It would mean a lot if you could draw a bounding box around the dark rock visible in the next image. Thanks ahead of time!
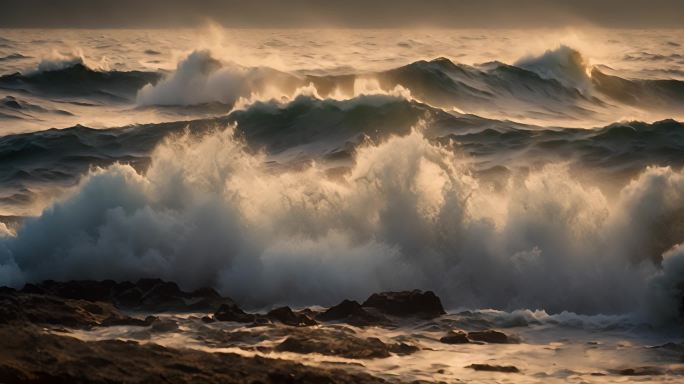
[0,287,16,295]
[20,283,45,294]
[135,278,167,292]
[214,303,255,323]
[0,326,389,384]
[149,319,179,333]
[467,330,518,344]
[267,307,317,327]
[113,287,143,307]
[201,316,216,324]
[190,287,221,299]
[440,331,469,344]
[389,342,420,355]
[318,299,389,326]
[17,279,237,313]
[362,290,445,318]
[100,315,153,327]
[0,292,136,328]
[251,316,272,326]
[135,280,189,311]
[466,364,520,373]
[42,280,117,302]
[609,367,664,376]
[276,332,391,359]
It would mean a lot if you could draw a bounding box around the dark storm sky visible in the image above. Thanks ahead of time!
[0,0,682,28]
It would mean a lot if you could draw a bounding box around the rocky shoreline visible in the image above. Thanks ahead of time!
[0,279,455,383]
[1,279,678,383]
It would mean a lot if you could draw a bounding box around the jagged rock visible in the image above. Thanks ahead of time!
[362,290,445,318]
[317,300,389,326]
[33,280,119,302]
[466,364,520,373]
[15,279,236,313]
[213,303,255,323]
[137,280,187,311]
[0,289,136,328]
[467,330,518,344]
[440,331,469,344]
[267,307,317,327]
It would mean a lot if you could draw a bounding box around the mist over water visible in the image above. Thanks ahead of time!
[0,28,684,326]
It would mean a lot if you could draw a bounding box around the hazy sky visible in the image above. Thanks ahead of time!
[0,0,682,28]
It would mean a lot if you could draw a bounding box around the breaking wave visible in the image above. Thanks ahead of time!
[515,45,592,91]
[2,92,684,215]
[132,47,684,126]
[137,50,295,106]
[0,122,683,325]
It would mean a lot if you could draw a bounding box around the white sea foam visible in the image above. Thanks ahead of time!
[0,126,682,324]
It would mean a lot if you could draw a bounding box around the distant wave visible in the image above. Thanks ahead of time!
[372,46,684,118]
[591,69,684,109]
[0,95,73,121]
[0,53,30,62]
[136,50,298,107]
[133,47,684,125]
[0,60,161,103]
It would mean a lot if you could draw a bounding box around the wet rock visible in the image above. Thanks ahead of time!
[440,331,469,344]
[362,290,445,318]
[608,367,664,376]
[19,283,46,295]
[271,325,419,359]
[317,300,389,326]
[26,280,119,302]
[149,318,179,333]
[389,342,420,355]
[267,306,317,327]
[16,279,237,313]
[100,315,155,327]
[466,364,520,373]
[277,332,391,359]
[213,303,255,323]
[0,326,390,384]
[467,330,518,344]
[0,290,135,328]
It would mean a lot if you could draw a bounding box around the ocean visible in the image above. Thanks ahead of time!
[1,27,684,382]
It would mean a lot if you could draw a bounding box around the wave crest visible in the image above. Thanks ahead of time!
[515,45,591,91]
